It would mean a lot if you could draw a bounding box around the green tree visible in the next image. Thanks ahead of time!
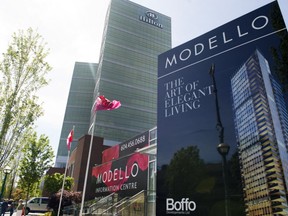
[0,28,51,167]
[44,173,74,195]
[18,132,54,201]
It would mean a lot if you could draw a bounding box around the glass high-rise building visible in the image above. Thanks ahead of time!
[231,50,288,215]
[56,0,171,166]
[56,62,98,167]
[90,0,171,145]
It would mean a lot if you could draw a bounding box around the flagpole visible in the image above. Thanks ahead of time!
[79,95,120,215]
[57,150,70,216]
[80,113,96,215]
[57,126,74,216]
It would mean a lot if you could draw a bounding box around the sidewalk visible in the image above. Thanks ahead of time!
[5,212,45,216]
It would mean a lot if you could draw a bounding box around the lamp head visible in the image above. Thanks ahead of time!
[217,143,230,156]
[3,166,11,174]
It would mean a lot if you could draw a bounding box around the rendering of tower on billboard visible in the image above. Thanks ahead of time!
[231,50,288,215]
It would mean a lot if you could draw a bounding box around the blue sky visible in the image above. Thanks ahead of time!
[0,0,287,162]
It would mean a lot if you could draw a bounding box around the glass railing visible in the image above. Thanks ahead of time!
[62,193,116,215]
[116,190,146,216]
[88,192,117,215]
[63,190,157,216]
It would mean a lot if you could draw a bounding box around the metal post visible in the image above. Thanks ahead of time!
[210,64,230,216]
[221,153,229,216]
[80,113,96,215]
[209,64,224,143]
[0,173,8,200]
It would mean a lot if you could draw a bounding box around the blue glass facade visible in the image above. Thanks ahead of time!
[56,62,97,167]
[90,0,171,145]
[56,0,171,166]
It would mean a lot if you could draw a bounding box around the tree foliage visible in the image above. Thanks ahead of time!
[48,190,82,214]
[18,132,54,199]
[44,173,74,195]
[0,28,51,167]
[165,146,207,198]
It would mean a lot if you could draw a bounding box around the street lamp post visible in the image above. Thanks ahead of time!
[210,64,230,216]
[0,166,12,200]
[217,143,230,216]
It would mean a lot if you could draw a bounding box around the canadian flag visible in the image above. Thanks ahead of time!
[67,129,74,151]
[94,95,121,111]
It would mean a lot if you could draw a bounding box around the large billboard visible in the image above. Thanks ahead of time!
[92,131,149,198]
[157,2,288,215]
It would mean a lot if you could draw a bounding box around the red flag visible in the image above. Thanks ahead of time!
[67,129,74,151]
[95,95,121,111]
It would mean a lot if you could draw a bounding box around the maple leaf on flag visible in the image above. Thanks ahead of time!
[66,129,74,151]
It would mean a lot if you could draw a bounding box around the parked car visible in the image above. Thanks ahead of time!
[24,197,49,214]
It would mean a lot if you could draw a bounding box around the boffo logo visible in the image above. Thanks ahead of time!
[166,198,196,214]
